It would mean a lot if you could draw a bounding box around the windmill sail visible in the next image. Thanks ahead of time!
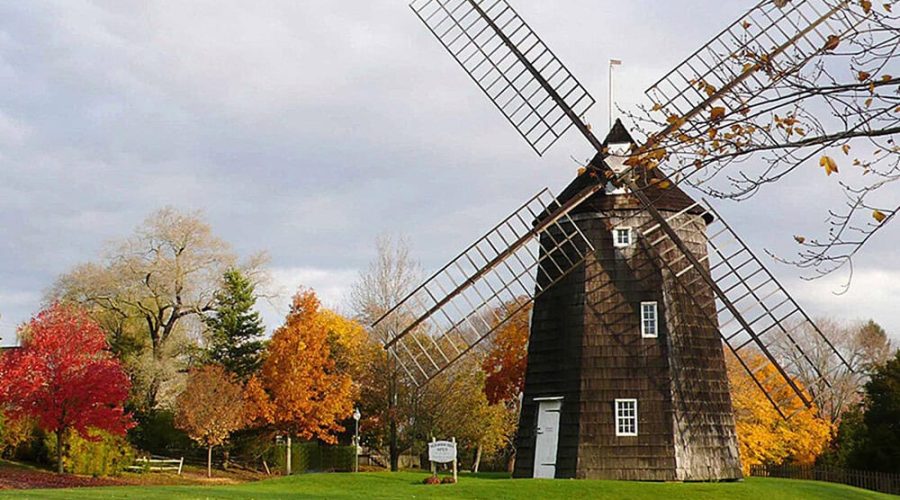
[374,186,598,386]
[410,0,597,155]
[646,0,863,139]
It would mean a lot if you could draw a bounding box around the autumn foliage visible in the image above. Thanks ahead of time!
[726,350,833,473]
[175,364,248,477]
[0,304,133,473]
[482,302,531,405]
[253,290,356,443]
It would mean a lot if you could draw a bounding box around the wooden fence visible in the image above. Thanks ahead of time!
[750,464,900,496]
[127,456,184,475]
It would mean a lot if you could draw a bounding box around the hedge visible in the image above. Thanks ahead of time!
[267,441,355,474]
[45,429,136,476]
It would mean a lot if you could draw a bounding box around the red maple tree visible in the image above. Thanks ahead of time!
[0,304,134,473]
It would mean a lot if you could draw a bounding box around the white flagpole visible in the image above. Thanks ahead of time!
[609,59,622,131]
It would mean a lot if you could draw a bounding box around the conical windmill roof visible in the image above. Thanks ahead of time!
[553,119,710,221]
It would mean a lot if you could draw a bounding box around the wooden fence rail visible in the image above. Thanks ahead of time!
[750,464,900,496]
[126,456,184,475]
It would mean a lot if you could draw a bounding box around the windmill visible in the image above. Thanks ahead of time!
[373,0,869,481]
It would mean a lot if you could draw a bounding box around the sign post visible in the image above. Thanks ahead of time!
[451,437,457,482]
[427,437,458,483]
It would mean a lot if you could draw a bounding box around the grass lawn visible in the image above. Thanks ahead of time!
[0,471,894,499]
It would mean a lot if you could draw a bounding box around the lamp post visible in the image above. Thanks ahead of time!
[352,408,361,473]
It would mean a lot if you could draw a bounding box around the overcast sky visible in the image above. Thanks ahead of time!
[1,0,898,346]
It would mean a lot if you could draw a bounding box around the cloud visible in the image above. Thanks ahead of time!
[0,0,897,348]
[257,266,359,333]
[0,290,40,346]
[792,268,900,342]
[0,111,30,147]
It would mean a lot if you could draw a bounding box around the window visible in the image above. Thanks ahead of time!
[615,399,638,436]
[605,144,632,195]
[641,301,658,338]
[612,227,632,248]
[606,143,631,174]
[605,181,628,196]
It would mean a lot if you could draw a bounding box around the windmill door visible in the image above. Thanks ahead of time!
[533,399,562,478]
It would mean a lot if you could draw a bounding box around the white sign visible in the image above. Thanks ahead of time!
[428,440,457,463]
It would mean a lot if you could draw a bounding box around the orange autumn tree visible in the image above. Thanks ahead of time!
[726,350,833,473]
[482,302,531,406]
[254,289,355,474]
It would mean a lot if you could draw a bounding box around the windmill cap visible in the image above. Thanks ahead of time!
[547,120,712,223]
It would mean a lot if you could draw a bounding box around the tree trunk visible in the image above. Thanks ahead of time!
[55,429,64,474]
[286,435,292,475]
[388,371,400,472]
[474,445,482,474]
[207,445,213,478]
[389,420,399,472]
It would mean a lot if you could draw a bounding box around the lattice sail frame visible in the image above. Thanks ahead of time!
[410,0,596,155]
[374,186,599,387]
[645,0,863,140]
[394,0,857,412]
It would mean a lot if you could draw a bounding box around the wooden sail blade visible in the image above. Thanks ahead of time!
[645,0,863,138]
[373,185,599,386]
[637,199,853,418]
[410,0,596,155]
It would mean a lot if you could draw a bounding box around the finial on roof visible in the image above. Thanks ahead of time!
[602,118,635,147]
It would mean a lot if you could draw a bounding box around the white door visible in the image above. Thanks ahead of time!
[533,399,562,478]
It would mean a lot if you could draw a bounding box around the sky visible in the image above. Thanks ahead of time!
[1,0,898,346]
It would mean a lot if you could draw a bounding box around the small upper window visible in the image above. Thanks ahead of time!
[606,143,632,174]
[641,302,658,338]
[615,399,638,436]
[612,227,632,248]
[605,145,632,195]
[605,181,628,196]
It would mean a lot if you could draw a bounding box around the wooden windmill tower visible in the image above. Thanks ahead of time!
[373,0,869,481]
[515,120,743,480]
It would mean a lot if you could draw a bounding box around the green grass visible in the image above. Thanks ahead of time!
[0,471,893,499]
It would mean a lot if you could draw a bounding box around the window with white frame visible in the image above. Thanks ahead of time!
[641,301,658,338]
[605,145,632,195]
[615,399,638,436]
[605,181,628,196]
[612,227,632,248]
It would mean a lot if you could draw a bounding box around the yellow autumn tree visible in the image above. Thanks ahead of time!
[727,350,833,473]
[255,289,356,473]
[318,308,371,382]
[423,357,517,473]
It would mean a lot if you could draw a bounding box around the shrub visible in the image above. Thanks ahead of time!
[0,412,34,458]
[268,441,356,474]
[45,429,136,476]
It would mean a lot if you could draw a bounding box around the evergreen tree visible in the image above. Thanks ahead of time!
[205,269,266,380]
[848,350,900,473]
